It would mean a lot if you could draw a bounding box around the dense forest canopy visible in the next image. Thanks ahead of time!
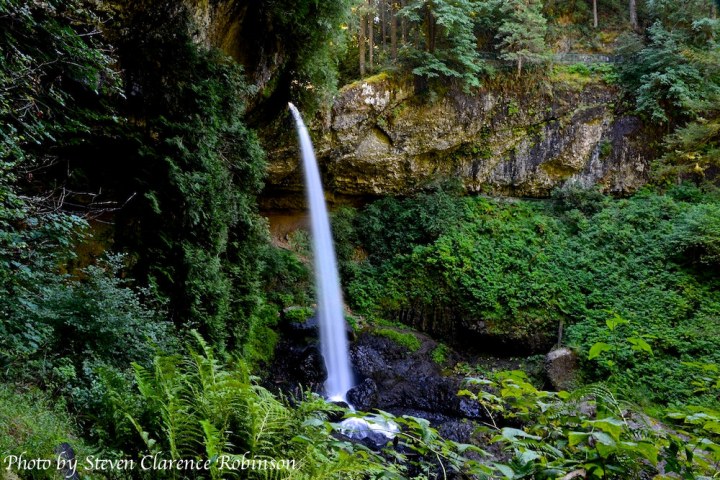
[1,0,720,478]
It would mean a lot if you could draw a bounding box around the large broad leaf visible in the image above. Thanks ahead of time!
[620,441,659,464]
[498,427,542,442]
[493,463,515,478]
[588,342,613,360]
[585,417,625,441]
[606,314,629,331]
[568,431,590,446]
[627,337,653,355]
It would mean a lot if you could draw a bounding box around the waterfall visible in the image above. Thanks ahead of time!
[288,102,354,401]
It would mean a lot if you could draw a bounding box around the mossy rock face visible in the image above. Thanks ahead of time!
[262,72,657,201]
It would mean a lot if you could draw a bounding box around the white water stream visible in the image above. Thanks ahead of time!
[289,102,354,401]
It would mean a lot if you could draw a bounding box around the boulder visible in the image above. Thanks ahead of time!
[347,378,379,411]
[545,347,579,391]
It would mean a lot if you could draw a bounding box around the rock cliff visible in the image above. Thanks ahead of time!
[263,73,655,204]
[181,1,654,203]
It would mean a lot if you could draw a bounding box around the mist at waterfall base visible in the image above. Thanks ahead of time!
[289,103,398,442]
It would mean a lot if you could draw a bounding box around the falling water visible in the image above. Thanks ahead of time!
[288,102,354,401]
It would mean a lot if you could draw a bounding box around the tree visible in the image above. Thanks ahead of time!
[629,0,639,29]
[399,0,486,90]
[359,6,367,76]
[496,0,550,76]
[593,0,599,28]
[368,0,375,72]
[390,1,398,60]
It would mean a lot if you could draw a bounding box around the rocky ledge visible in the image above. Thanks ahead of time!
[263,73,655,204]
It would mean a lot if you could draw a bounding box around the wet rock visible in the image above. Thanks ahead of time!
[545,347,579,391]
[457,397,484,420]
[54,443,79,480]
[327,401,351,422]
[347,378,379,411]
[350,331,489,422]
[438,419,476,444]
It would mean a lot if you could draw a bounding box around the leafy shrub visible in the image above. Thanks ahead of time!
[461,369,720,479]
[284,306,315,323]
[551,184,607,215]
[104,332,393,479]
[338,188,720,405]
[666,203,720,267]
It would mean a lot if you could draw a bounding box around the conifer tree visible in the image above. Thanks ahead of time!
[495,0,550,76]
[399,0,486,89]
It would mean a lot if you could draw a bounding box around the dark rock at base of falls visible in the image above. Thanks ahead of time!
[346,378,379,411]
[266,338,327,397]
[350,331,486,422]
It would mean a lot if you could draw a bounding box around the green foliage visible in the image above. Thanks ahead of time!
[0,250,176,443]
[461,369,720,479]
[338,187,720,405]
[0,0,120,164]
[284,306,315,323]
[399,0,488,90]
[617,23,719,126]
[375,328,422,352]
[495,0,551,76]
[431,343,450,364]
[105,332,400,479]
[666,202,720,267]
[112,3,267,350]
[265,0,355,111]
[259,244,312,308]
[655,94,720,183]
[615,0,720,183]
[551,184,607,215]
[587,313,653,376]
[0,385,93,479]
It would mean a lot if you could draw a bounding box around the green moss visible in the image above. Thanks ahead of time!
[343,71,393,91]
[284,306,314,323]
[540,159,579,179]
[431,344,450,364]
[599,139,613,159]
[375,328,422,352]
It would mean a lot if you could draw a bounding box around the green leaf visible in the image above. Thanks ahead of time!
[627,337,653,355]
[499,427,542,442]
[568,431,590,446]
[493,463,515,478]
[588,342,613,360]
[606,314,629,331]
[585,417,625,441]
[592,431,616,446]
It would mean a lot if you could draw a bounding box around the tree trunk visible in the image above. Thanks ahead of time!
[390,1,397,61]
[359,13,366,77]
[368,0,374,73]
[593,0,598,28]
[380,0,386,48]
[424,5,436,53]
[400,0,407,44]
[629,0,638,30]
[517,56,523,77]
